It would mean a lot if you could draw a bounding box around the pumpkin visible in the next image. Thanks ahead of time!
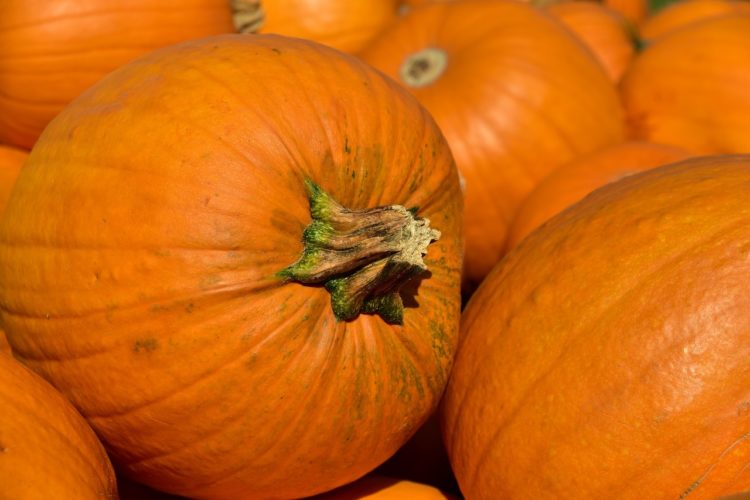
[0,34,463,499]
[0,0,234,150]
[0,144,26,353]
[0,353,117,497]
[506,141,691,250]
[639,0,750,40]
[545,0,636,82]
[621,14,750,154]
[442,155,750,498]
[604,0,648,23]
[314,474,458,499]
[231,0,401,54]
[359,0,624,289]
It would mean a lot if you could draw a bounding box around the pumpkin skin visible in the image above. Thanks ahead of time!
[545,1,636,82]
[604,0,647,24]
[0,34,462,499]
[315,474,458,499]
[360,0,624,289]
[639,0,750,40]
[506,141,691,249]
[0,145,26,353]
[442,155,750,499]
[0,353,117,498]
[621,15,750,154]
[0,0,234,150]
[232,0,401,54]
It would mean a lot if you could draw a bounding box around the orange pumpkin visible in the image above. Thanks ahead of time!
[0,34,463,499]
[359,0,624,289]
[315,474,458,499]
[0,0,234,150]
[443,155,750,498]
[604,0,648,23]
[0,353,117,497]
[545,0,636,81]
[621,14,750,154]
[232,0,401,53]
[639,0,750,40]
[0,145,26,353]
[506,141,691,249]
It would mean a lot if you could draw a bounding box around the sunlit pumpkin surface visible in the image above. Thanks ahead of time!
[0,34,463,499]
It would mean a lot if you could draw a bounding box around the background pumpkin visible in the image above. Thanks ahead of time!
[0,0,234,150]
[621,14,750,154]
[505,141,691,249]
[0,353,117,497]
[545,0,636,82]
[443,155,750,499]
[314,474,458,499]
[0,34,463,499]
[231,0,401,54]
[0,144,26,354]
[639,0,750,40]
[604,0,648,23]
[359,0,624,290]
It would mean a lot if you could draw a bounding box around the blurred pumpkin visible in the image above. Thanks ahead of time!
[0,0,234,149]
[0,34,463,499]
[639,0,750,40]
[0,144,26,353]
[545,0,636,81]
[604,0,648,23]
[443,155,750,498]
[231,0,401,53]
[314,474,458,499]
[360,0,624,290]
[0,352,117,498]
[506,141,691,249]
[621,14,750,154]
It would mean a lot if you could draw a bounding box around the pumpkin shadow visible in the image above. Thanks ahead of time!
[400,270,431,310]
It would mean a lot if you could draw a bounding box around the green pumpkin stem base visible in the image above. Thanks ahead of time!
[279,179,440,325]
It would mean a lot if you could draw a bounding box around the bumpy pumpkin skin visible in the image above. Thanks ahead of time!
[0,145,27,353]
[0,34,463,499]
[0,0,234,150]
[0,353,117,498]
[506,141,691,249]
[639,0,750,40]
[443,155,750,499]
[360,0,624,289]
[233,0,401,54]
[545,1,636,82]
[621,15,750,155]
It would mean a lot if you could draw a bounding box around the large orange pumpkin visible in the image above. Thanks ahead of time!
[315,474,457,499]
[231,0,401,53]
[621,14,750,154]
[545,0,636,82]
[359,0,624,289]
[0,353,117,497]
[0,0,234,150]
[639,0,750,40]
[604,0,648,23]
[506,141,691,249]
[443,155,750,498]
[0,34,463,499]
[0,145,26,353]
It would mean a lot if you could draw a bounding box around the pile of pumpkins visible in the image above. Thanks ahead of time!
[2,0,750,498]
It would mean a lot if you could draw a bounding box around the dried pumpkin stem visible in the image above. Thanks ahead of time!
[279,180,440,324]
[231,0,265,33]
[399,47,448,88]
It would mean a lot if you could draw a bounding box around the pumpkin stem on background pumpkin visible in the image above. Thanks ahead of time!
[279,180,440,325]
[231,0,265,33]
[399,48,448,88]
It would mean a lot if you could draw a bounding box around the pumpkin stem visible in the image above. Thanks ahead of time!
[399,48,448,88]
[279,180,440,325]
[231,0,265,33]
